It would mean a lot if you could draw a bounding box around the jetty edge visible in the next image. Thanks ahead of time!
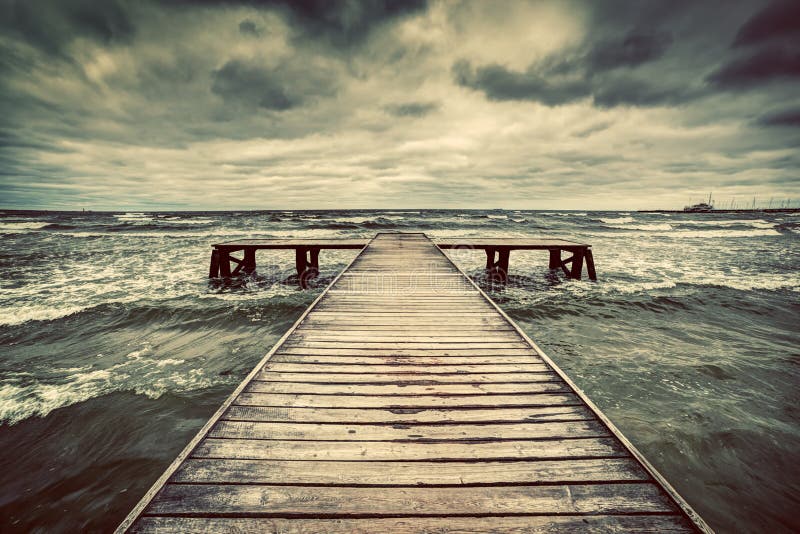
[117,232,711,533]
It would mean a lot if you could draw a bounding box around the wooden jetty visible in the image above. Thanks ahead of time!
[120,233,709,533]
[210,236,597,283]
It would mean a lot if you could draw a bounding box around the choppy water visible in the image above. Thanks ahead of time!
[0,209,798,532]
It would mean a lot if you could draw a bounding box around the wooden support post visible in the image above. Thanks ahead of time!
[558,254,573,277]
[308,247,320,274]
[485,248,496,270]
[230,254,244,276]
[295,247,308,276]
[585,248,597,281]
[569,249,585,280]
[549,249,561,269]
[242,248,256,275]
[496,249,510,283]
[218,249,231,277]
[209,249,220,278]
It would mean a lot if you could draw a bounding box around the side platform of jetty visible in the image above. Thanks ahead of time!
[210,236,597,283]
[119,233,709,533]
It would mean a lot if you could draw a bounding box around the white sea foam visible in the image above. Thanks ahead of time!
[158,218,214,225]
[601,216,634,224]
[0,304,91,326]
[0,348,224,425]
[608,223,674,231]
[662,229,782,238]
[115,212,149,220]
[679,219,775,229]
[0,222,49,231]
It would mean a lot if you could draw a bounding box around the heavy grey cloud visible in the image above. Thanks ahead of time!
[210,59,337,110]
[384,101,439,117]
[758,109,800,127]
[238,19,261,36]
[163,0,428,49]
[709,1,800,90]
[453,26,688,108]
[0,0,798,210]
[0,0,135,58]
[732,0,800,47]
[709,45,800,88]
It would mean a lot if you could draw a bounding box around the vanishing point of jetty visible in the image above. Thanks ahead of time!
[118,233,710,532]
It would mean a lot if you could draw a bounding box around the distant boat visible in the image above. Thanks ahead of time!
[683,202,714,212]
[684,192,714,212]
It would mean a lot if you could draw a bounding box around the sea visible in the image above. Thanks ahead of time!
[0,209,798,532]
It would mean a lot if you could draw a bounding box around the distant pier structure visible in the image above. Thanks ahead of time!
[119,233,709,533]
[209,235,597,285]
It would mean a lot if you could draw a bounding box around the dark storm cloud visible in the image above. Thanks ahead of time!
[708,1,800,90]
[709,45,800,88]
[384,101,439,117]
[453,28,685,108]
[758,109,800,127]
[238,19,261,36]
[0,0,134,57]
[588,31,673,71]
[453,60,590,106]
[592,77,701,108]
[210,58,338,110]
[732,0,800,47]
[163,0,427,48]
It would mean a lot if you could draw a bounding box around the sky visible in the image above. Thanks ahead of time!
[0,0,798,211]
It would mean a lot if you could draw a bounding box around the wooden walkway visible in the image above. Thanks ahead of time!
[120,233,709,533]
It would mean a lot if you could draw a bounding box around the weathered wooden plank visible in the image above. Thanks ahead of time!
[276,348,539,356]
[291,335,519,343]
[208,420,608,441]
[172,458,648,485]
[132,515,696,534]
[322,298,488,303]
[295,323,516,331]
[253,372,557,384]
[284,341,532,349]
[329,294,482,297]
[244,381,567,396]
[192,436,630,461]
[299,321,512,327]
[309,312,499,317]
[235,392,580,408]
[222,405,595,424]
[261,362,550,373]
[315,306,493,313]
[146,483,676,516]
[268,355,541,365]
